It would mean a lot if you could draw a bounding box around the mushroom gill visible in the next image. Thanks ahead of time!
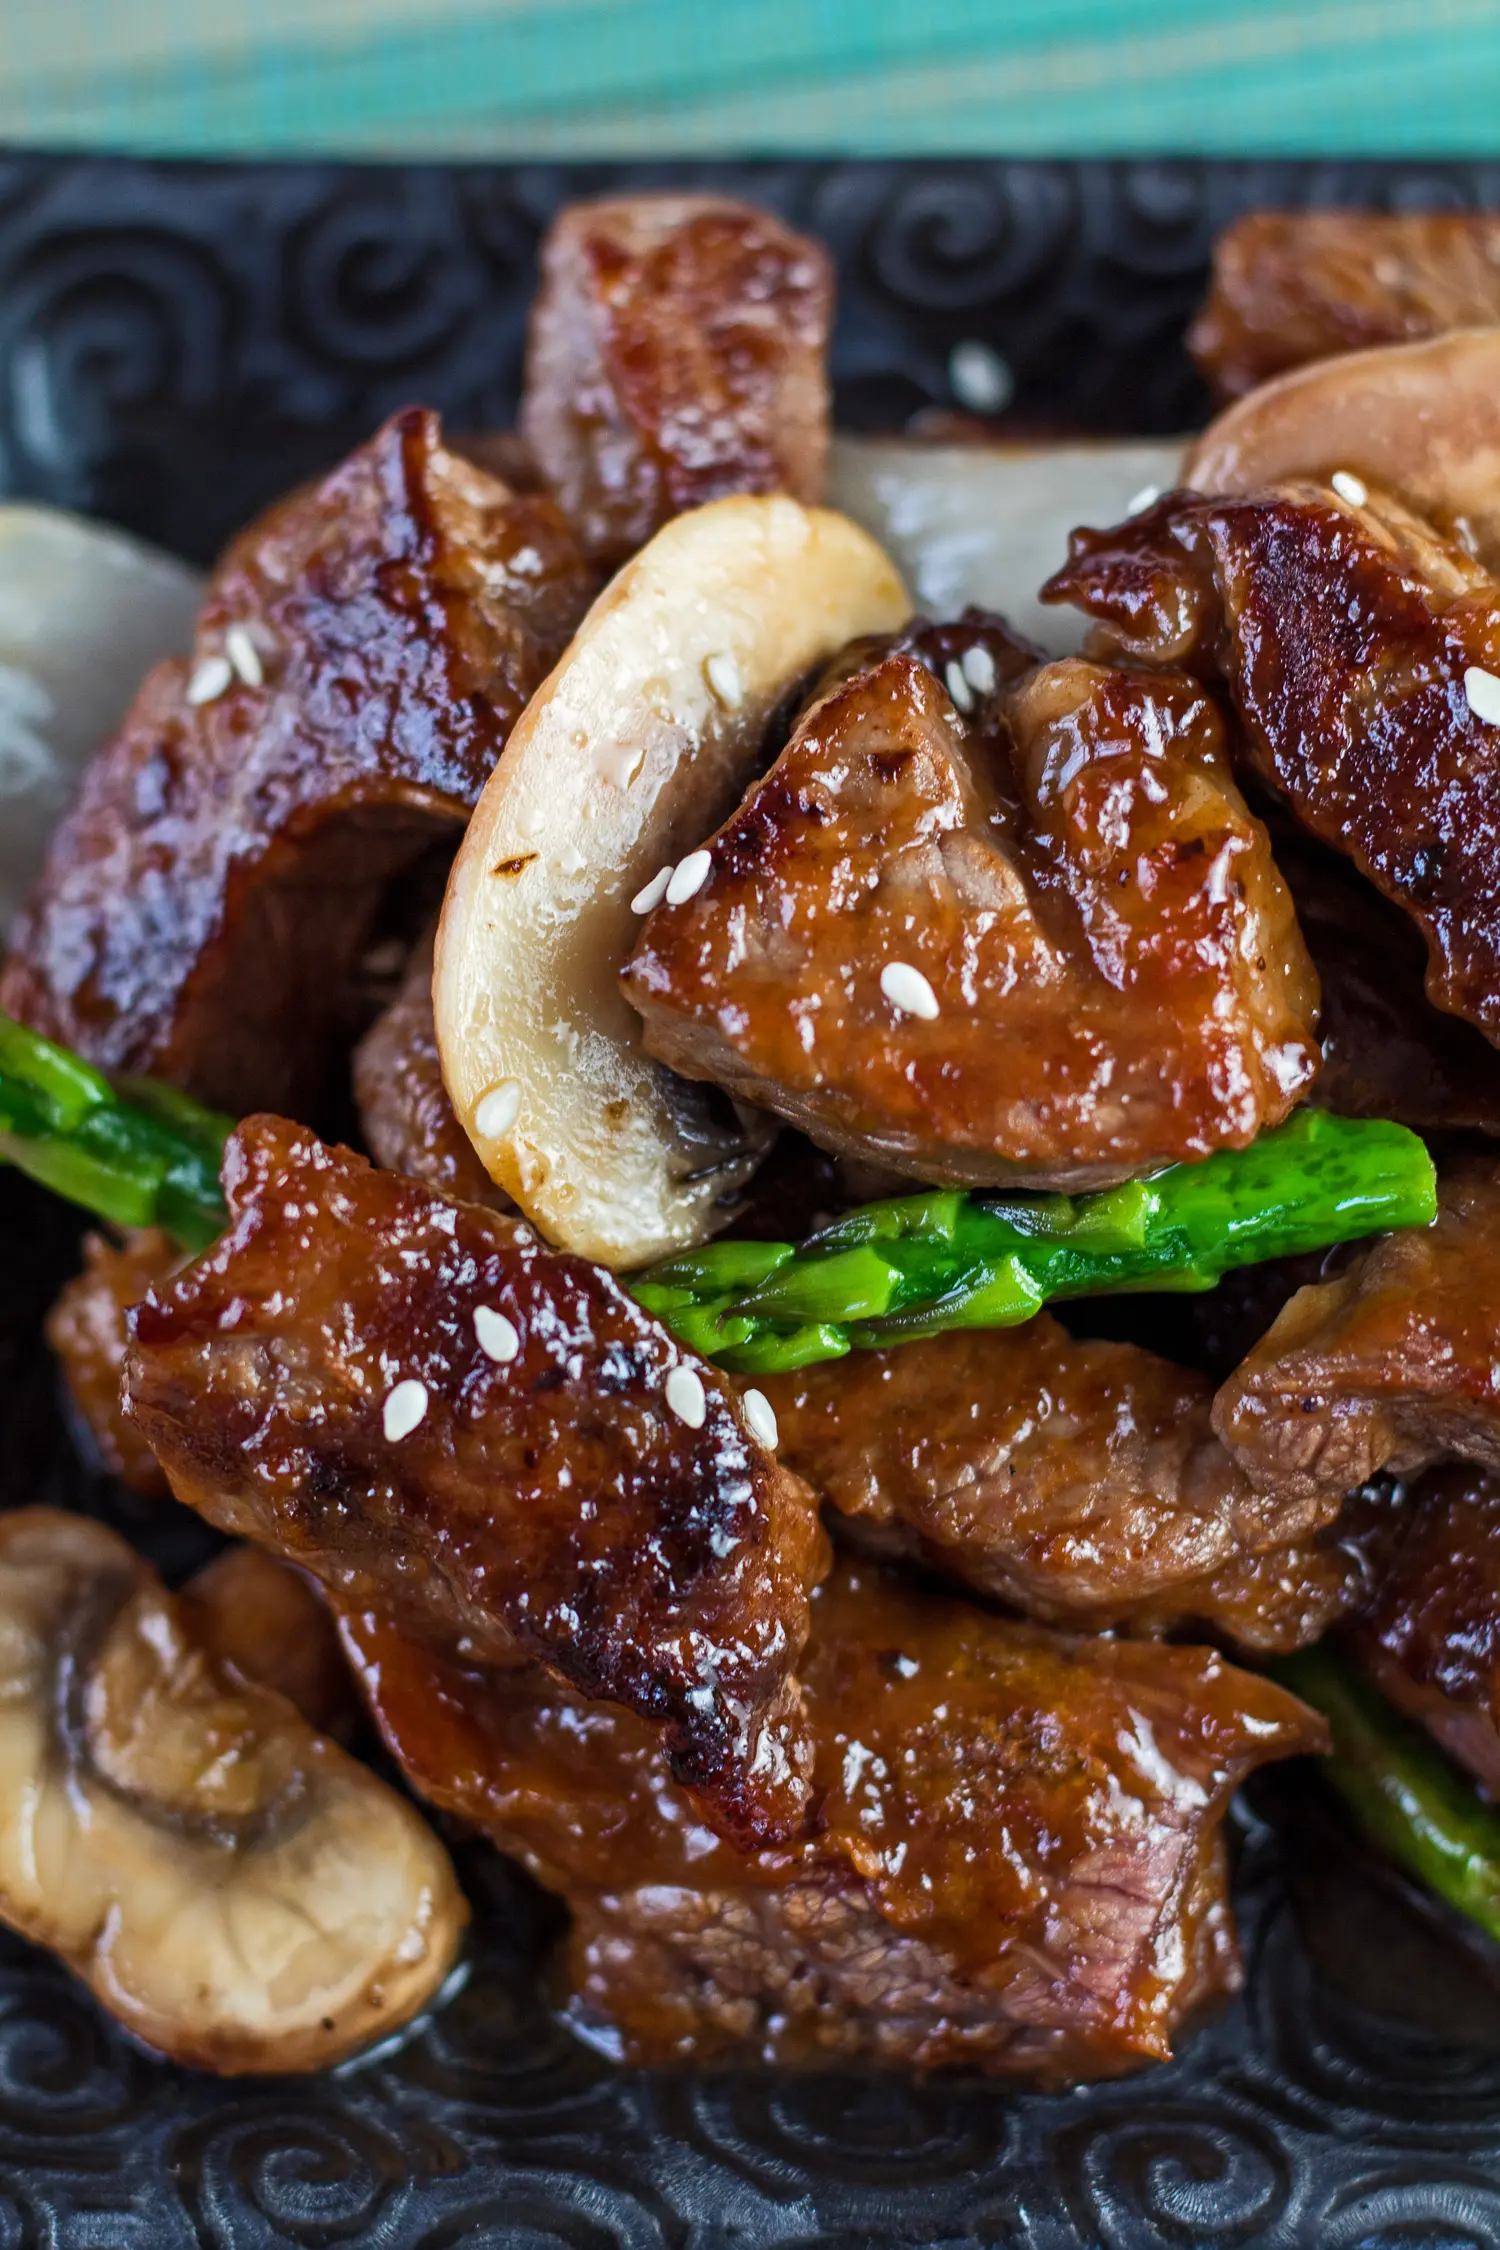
[0,1510,465,2074]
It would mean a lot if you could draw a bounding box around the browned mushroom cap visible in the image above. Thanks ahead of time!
[0,1510,465,2074]
[1185,328,1500,568]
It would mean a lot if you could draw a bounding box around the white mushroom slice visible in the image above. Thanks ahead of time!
[0,1510,465,2075]
[826,434,1187,653]
[1185,328,1500,567]
[0,506,201,935]
[436,494,909,1268]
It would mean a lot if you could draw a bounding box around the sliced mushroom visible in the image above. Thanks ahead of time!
[0,1510,465,2074]
[435,494,909,1267]
[1185,328,1500,568]
[826,435,1186,652]
[0,506,201,937]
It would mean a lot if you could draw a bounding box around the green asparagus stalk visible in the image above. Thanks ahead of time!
[632,1110,1436,1373]
[1277,1644,1500,1949]
[0,1013,229,1251]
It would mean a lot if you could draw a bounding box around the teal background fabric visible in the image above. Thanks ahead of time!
[5,0,1500,158]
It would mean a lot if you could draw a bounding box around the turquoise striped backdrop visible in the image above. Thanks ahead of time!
[4,0,1500,159]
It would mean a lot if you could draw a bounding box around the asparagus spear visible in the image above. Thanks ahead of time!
[633,1110,1436,1373]
[0,1013,229,1251]
[1277,1644,1500,1949]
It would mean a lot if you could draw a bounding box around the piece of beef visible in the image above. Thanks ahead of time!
[181,1545,357,1741]
[0,409,596,1122]
[623,621,1319,1191]
[1189,211,1500,403]
[339,1557,1322,2079]
[46,1229,181,1493]
[1213,1160,1500,1508]
[520,195,833,567]
[1044,479,1500,1045]
[1274,824,1500,1134]
[352,928,511,1208]
[762,1320,1364,1652]
[1353,1464,1500,1797]
[122,1114,827,1851]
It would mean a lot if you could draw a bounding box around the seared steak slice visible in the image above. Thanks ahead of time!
[1189,212,1500,402]
[1214,1160,1500,1507]
[340,1558,1322,2079]
[1046,480,1500,1045]
[123,1115,828,1851]
[623,623,1318,1189]
[763,1320,1365,1651]
[520,194,832,566]
[1354,1464,1500,1798]
[1,408,595,1121]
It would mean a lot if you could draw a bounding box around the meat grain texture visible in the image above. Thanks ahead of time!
[623,614,1319,1190]
[1,408,595,1119]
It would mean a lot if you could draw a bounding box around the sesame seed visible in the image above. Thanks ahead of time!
[596,740,643,788]
[742,1388,779,1450]
[383,1378,429,1442]
[186,655,233,706]
[509,545,542,575]
[943,659,975,714]
[665,850,712,906]
[880,961,941,1020]
[1127,484,1161,516]
[948,339,1013,416]
[1330,469,1368,508]
[631,864,674,914]
[473,1305,520,1363]
[474,1079,522,1138]
[665,1364,708,1429]
[704,650,744,709]
[225,623,264,687]
[961,643,997,696]
[1466,666,1500,726]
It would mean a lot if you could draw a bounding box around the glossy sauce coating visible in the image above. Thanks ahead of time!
[1213,1160,1500,1507]
[46,1229,181,1494]
[0,408,595,1119]
[341,1558,1323,2078]
[764,1320,1365,1650]
[123,1116,828,1850]
[624,620,1319,1188]
[520,194,832,565]
[1355,1465,1500,1797]
[1045,481,1500,1044]
[1188,212,1500,401]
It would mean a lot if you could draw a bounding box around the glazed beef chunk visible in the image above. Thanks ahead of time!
[352,928,510,1209]
[1354,1465,1500,1798]
[123,1116,828,1851]
[46,1230,181,1494]
[623,617,1319,1191]
[520,194,833,567]
[763,1321,1368,1652]
[1045,480,1500,1045]
[1189,211,1500,402]
[0,408,595,1120]
[340,1559,1322,2079]
[1214,1161,1500,1508]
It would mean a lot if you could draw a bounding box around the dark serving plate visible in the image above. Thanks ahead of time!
[3,152,1500,2250]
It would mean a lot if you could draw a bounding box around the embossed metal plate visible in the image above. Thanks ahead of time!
[2,156,1500,2250]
